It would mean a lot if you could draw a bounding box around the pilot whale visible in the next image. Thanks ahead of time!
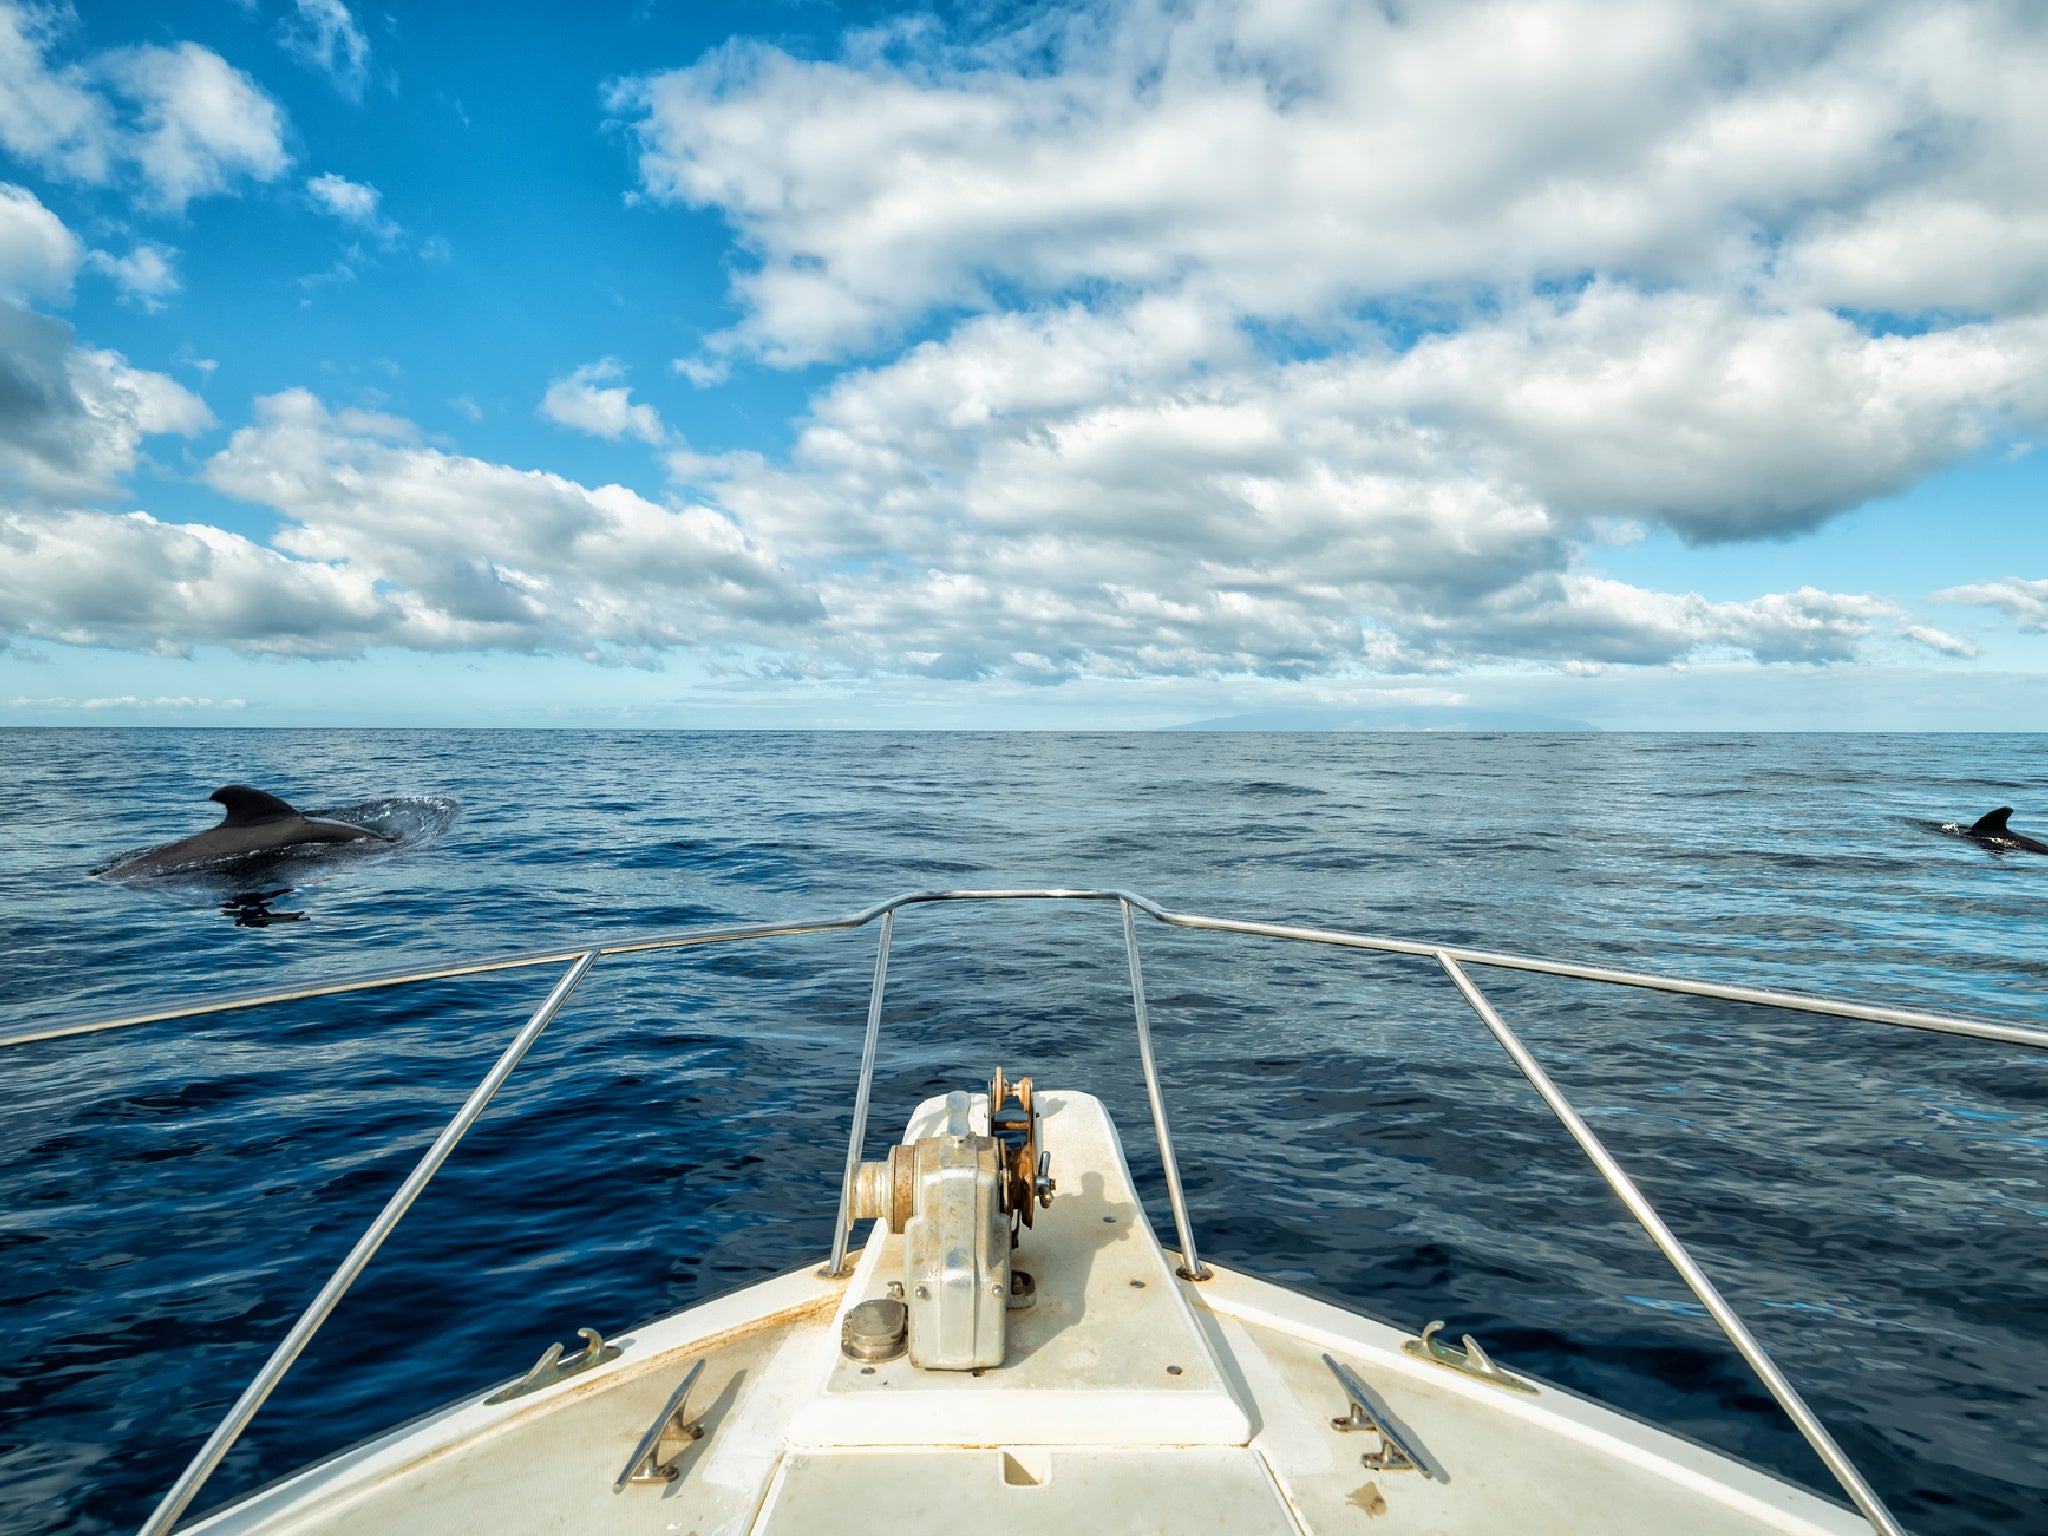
[1963,807,2048,855]
[103,786,394,878]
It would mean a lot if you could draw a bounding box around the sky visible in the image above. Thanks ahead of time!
[1,0,2046,730]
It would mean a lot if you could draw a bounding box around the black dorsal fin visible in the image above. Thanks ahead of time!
[1969,807,2014,836]
[210,785,303,826]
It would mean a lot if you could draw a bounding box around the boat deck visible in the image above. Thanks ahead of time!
[187,1092,1864,1536]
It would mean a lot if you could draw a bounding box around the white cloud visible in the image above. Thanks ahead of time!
[663,293,2000,679]
[306,171,400,242]
[0,506,391,657]
[279,0,371,101]
[0,390,816,661]
[307,171,376,222]
[84,242,180,311]
[0,1,2025,688]
[615,0,2048,363]
[0,365,1958,677]
[105,43,290,210]
[0,4,114,185]
[0,7,289,211]
[1769,5,2048,316]
[1354,287,2047,543]
[1783,196,2048,317]
[1432,577,1969,668]
[575,0,2048,683]
[1935,579,2048,633]
[4,695,247,710]
[1898,624,1979,659]
[539,359,666,445]
[191,389,813,656]
[0,181,80,301]
[0,302,214,501]
[672,354,729,388]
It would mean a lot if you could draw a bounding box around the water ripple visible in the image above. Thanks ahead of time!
[0,729,2042,1534]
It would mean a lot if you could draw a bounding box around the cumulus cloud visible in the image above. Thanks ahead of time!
[0,368,1955,676]
[650,295,1963,681]
[1936,579,2048,632]
[1359,288,2047,543]
[610,0,2048,546]
[0,391,816,662]
[279,0,371,101]
[539,359,666,445]
[84,242,180,310]
[0,6,289,211]
[614,0,2048,362]
[1423,578,1970,668]
[0,506,389,656]
[0,181,79,301]
[0,302,213,501]
[1784,197,2048,317]
[0,0,2024,684]
[579,0,2048,679]
[189,389,812,657]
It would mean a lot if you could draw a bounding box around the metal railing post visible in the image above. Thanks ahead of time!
[1436,952,1905,1536]
[136,951,598,1536]
[1122,899,1209,1280]
[827,910,893,1277]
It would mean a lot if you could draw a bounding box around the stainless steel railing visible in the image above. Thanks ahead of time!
[9,886,2042,1053]
[10,886,2031,1534]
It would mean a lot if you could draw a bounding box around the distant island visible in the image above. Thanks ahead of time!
[1163,708,1599,732]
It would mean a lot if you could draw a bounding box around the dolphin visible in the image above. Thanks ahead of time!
[103,786,394,878]
[1963,807,2048,856]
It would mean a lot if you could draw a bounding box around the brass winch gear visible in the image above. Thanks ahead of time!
[849,1067,1056,1237]
[988,1067,1055,1229]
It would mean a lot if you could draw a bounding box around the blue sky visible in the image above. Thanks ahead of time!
[2,0,2046,728]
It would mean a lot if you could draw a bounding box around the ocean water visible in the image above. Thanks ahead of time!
[0,728,2042,1534]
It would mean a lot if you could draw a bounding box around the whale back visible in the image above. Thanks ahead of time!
[211,785,303,826]
[1969,807,2014,836]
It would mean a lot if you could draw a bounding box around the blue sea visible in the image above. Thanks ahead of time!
[1,729,2043,1534]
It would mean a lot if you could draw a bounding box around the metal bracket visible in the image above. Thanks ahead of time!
[613,1359,706,1491]
[486,1327,620,1404]
[1401,1320,1537,1394]
[1321,1354,1432,1478]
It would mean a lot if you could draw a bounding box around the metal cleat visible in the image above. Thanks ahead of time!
[1402,1320,1537,1394]
[614,1359,707,1490]
[486,1327,620,1405]
[1322,1354,1433,1478]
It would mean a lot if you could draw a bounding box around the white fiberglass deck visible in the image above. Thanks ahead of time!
[186,1092,1864,1536]
[794,1090,1247,1449]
